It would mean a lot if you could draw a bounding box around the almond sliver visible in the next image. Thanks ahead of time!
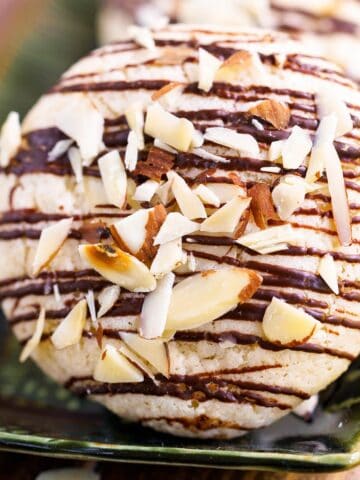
[282,126,312,169]
[20,307,45,362]
[167,170,207,220]
[150,238,185,277]
[318,254,339,294]
[236,224,296,254]
[317,88,353,137]
[204,127,259,157]
[200,196,250,234]
[94,344,144,383]
[0,111,21,167]
[198,48,222,92]
[193,184,220,207]
[98,150,127,208]
[154,212,198,245]
[51,299,87,349]
[98,285,121,318]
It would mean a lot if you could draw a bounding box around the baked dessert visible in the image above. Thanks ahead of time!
[98,0,360,82]
[0,24,360,439]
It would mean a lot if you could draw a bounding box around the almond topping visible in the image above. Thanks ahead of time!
[198,48,222,92]
[248,183,278,229]
[268,139,285,162]
[318,254,339,294]
[145,103,195,152]
[200,196,250,235]
[51,299,87,350]
[151,82,184,109]
[317,88,353,137]
[293,395,319,421]
[262,298,318,346]
[133,180,159,202]
[192,147,229,164]
[20,307,45,362]
[32,218,73,276]
[134,146,175,181]
[150,238,186,278]
[154,212,198,245]
[85,290,97,324]
[236,224,296,254]
[156,179,174,205]
[68,147,84,187]
[272,175,307,220]
[121,332,169,376]
[249,100,291,130]
[98,150,127,208]
[282,126,312,169]
[98,285,121,318]
[0,111,21,167]
[125,130,139,172]
[193,184,221,207]
[79,243,156,292]
[204,182,246,203]
[48,139,73,162]
[94,344,144,383]
[125,102,144,149]
[128,25,156,50]
[139,272,175,339]
[167,171,207,219]
[166,268,261,331]
[216,50,260,83]
[204,127,259,157]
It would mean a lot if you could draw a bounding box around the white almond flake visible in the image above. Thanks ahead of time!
[268,140,285,162]
[68,147,84,187]
[152,83,185,110]
[260,166,281,173]
[0,111,21,167]
[54,96,104,165]
[94,344,144,383]
[262,298,318,345]
[272,175,307,220]
[187,252,197,272]
[145,103,195,152]
[98,150,127,208]
[111,209,149,255]
[318,254,339,294]
[317,89,353,137]
[153,138,177,154]
[128,25,156,50]
[236,224,296,254]
[140,272,175,339]
[293,395,319,421]
[198,48,222,92]
[98,285,120,318]
[167,171,207,220]
[150,238,185,277]
[53,284,63,306]
[193,184,221,207]
[205,183,245,203]
[36,468,99,480]
[192,147,229,163]
[282,126,312,169]
[85,290,97,324]
[133,180,159,202]
[154,212,198,245]
[32,218,73,276]
[191,129,204,148]
[118,342,155,380]
[125,130,139,172]
[48,139,73,162]
[20,308,45,362]
[156,179,174,205]
[125,102,145,149]
[252,118,264,131]
[51,299,87,350]
[200,196,250,234]
[204,127,259,157]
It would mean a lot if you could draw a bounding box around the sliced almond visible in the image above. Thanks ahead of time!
[118,342,155,380]
[98,150,127,208]
[204,127,259,157]
[167,170,207,220]
[198,48,222,93]
[272,176,307,220]
[133,180,159,202]
[0,111,21,167]
[125,130,139,172]
[191,147,229,164]
[20,307,45,362]
[317,89,353,137]
[125,102,144,149]
[68,147,84,187]
[262,297,317,346]
[193,184,221,207]
[128,25,156,50]
[32,218,73,276]
[153,138,177,154]
[151,82,184,110]
[260,166,281,174]
[191,129,204,149]
[85,290,97,324]
[236,224,296,254]
[268,139,285,162]
[248,183,278,229]
[121,332,169,377]
[53,284,63,306]
[282,126,312,170]
[318,254,339,294]
[139,272,175,339]
[166,268,261,331]
[293,395,319,421]
[134,146,175,181]
[111,210,148,255]
[79,243,156,292]
[156,179,174,205]
[51,299,87,349]
[94,344,144,383]
[150,238,186,278]
[200,196,250,235]
[216,50,263,83]
[98,285,121,318]
[145,103,195,152]
[249,100,290,130]
[154,212,198,245]
[48,139,73,162]
[204,183,245,203]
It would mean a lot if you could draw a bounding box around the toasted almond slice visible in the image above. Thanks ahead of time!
[85,290,97,324]
[318,254,339,294]
[51,299,87,349]
[0,111,21,167]
[48,139,73,162]
[125,102,144,149]
[236,224,296,254]
[128,25,156,50]
[198,48,222,92]
[249,100,290,130]
[150,239,186,277]
[98,150,127,208]
[268,139,285,162]
[125,130,139,172]
[32,218,73,276]
[154,212,198,245]
[216,50,261,83]
[167,171,207,220]
[94,344,144,383]
[121,332,169,376]
[272,176,307,220]
[193,184,221,207]
[36,468,99,480]
[317,89,353,137]
[166,268,261,331]
[204,127,259,157]
[68,147,84,187]
[134,146,175,181]
[20,307,45,362]
[282,126,312,169]
[151,82,184,109]
[145,103,195,152]
[79,243,156,292]
[200,196,250,235]
[139,272,175,339]
[293,395,319,421]
[98,285,121,318]
[248,183,278,229]
[133,180,159,202]
[262,298,317,346]
[54,96,104,165]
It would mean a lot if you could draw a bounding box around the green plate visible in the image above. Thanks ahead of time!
[1,0,360,473]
